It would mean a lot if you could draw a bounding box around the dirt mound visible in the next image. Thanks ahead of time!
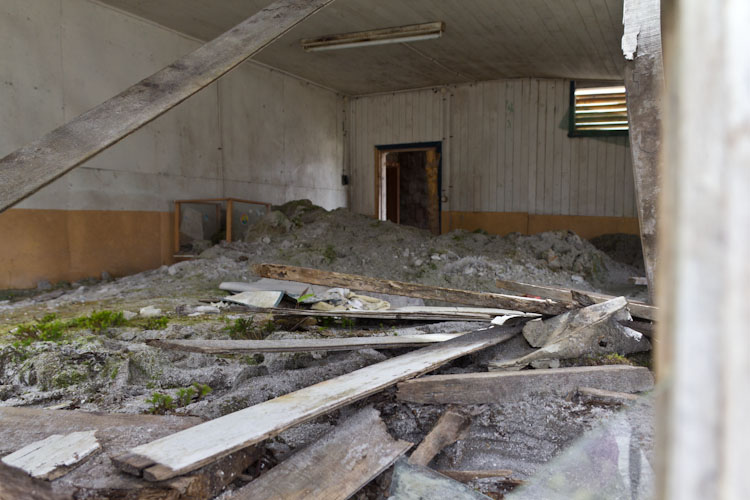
[589,233,645,272]
[215,200,645,300]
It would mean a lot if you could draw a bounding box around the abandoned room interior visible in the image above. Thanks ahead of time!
[0,0,745,499]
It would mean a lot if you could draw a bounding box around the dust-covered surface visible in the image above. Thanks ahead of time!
[0,200,653,499]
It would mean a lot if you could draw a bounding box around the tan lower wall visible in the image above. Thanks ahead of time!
[0,209,174,289]
[441,211,640,240]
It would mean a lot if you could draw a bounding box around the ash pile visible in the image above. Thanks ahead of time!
[0,201,655,500]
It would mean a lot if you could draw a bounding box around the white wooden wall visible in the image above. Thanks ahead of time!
[348,78,636,218]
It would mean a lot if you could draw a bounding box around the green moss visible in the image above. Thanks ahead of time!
[51,369,88,389]
[323,244,337,264]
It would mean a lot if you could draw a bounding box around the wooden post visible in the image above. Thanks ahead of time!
[622,0,664,301]
[173,202,181,255]
[658,0,750,498]
[226,199,233,242]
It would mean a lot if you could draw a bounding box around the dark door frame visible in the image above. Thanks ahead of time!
[374,141,442,232]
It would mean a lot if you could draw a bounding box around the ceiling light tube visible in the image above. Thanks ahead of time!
[301,22,445,52]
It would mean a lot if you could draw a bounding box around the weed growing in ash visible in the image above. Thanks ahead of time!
[147,382,212,414]
[224,317,275,340]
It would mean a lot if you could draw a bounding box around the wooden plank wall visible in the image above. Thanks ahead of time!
[348,78,635,219]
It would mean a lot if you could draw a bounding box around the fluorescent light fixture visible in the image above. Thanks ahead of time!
[301,22,445,52]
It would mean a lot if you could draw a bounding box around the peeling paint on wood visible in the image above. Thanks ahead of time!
[1,431,100,480]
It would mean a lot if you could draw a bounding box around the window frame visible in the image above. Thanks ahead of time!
[568,81,630,138]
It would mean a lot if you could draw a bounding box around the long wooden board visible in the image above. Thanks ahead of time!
[253,264,570,315]
[229,407,411,500]
[495,278,657,320]
[258,306,536,322]
[147,334,466,354]
[114,324,521,481]
[397,366,654,405]
[0,0,335,212]
[0,408,259,500]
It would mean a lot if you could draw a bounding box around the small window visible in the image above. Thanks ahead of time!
[568,82,629,137]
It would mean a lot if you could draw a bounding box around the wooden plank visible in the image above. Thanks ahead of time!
[255,306,538,322]
[147,334,467,354]
[113,324,521,481]
[437,469,517,483]
[0,463,69,500]
[397,366,654,405]
[253,264,571,315]
[576,387,639,405]
[409,409,470,466]
[0,408,259,499]
[658,0,750,497]
[2,431,100,480]
[0,0,335,213]
[623,0,664,299]
[495,278,656,320]
[229,407,411,500]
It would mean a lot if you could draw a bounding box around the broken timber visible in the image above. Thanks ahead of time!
[622,0,665,299]
[495,278,657,320]
[2,430,100,481]
[397,366,654,405]
[408,409,470,466]
[254,264,570,315]
[114,324,521,481]
[0,0,336,212]
[147,334,466,354]
[0,407,259,499]
[257,306,536,322]
[230,407,411,500]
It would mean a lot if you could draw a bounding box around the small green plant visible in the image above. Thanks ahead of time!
[262,320,276,335]
[149,382,211,414]
[146,392,175,414]
[317,316,333,329]
[143,316,169,330]
[340,318,356,329]
[12,314,67,346]
[192,382,212,399]
[70,310,126,333]
[224,317,274,340]
[323,244,337,264]
[176,386,196,407]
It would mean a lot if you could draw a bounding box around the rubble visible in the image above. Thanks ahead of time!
[0,201,655,499]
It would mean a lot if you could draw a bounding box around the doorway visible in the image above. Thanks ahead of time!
[375,142,441,234]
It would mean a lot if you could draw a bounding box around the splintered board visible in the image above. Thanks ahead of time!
[229,407,411,500]
[147,334,467,354]
[114,324,521,481]
[0,0,335,212]
[253,264,570,315]
[495,278,657,320]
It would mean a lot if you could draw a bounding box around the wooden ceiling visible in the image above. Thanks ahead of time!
[98,0,626,95]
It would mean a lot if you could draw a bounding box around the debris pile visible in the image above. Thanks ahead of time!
[0,201,655,499]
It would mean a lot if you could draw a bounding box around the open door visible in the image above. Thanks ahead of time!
[376,143,441,234]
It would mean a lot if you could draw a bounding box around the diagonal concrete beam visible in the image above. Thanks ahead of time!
[0,0,336,213]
